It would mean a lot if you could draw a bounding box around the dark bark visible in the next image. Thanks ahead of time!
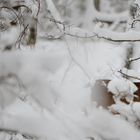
[94,0,100,11]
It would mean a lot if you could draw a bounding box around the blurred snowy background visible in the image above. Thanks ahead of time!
[1,0,140,140]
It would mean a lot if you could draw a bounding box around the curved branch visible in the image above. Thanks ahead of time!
[0,6,21,27]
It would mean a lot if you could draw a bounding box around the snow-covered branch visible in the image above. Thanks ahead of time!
[93,27,140,42]
[42,15,140,42]
[93,9,128,23]
[92,0,129,23]
[44,0,140,42]
[65,26,140,42]
[45,0,64,30]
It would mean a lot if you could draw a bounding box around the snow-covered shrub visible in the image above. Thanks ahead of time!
[108,77,137,103]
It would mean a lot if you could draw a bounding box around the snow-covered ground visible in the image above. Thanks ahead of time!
[1,39,140,140]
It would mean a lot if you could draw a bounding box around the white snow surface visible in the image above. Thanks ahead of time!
[2,99,140,140]
[108,78,137,96]
[0,40,139,140]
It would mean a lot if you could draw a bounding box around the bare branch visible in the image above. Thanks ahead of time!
[0,6,21,26]
[36,0,40,17]
[131,19,140,28]
[118,70,140,81]
[16,24,29,49]
[129,56,140,62]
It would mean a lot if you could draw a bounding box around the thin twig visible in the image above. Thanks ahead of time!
[129,56,140,62]
[118,70,140,81]
[131,19,140,28]
[36,0,40,17]
[0,6,21,26]
[43,16,140,42]
[46,16,65,31]
[16,24,29,49]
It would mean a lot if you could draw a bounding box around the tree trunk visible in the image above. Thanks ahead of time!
[27,18,37,46]
[94,0,100,11]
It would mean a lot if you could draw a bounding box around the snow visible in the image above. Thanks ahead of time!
[91,0,129,23]
[0,26,20,49]
[1,1,140,139]
[110,102,140,127]
[92,7,128,23]
[0,49,68,110]
[135,0,140,6]
[0,39,139,140]
[24,0,39,17]
[121,68,140,82]
[64,25,140,42]
[0,99,140,140]
[108,78,137,96]
[0,40,126,111]
[108,77,137,102]
[94,27,140,41]
[131,43,140,75]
